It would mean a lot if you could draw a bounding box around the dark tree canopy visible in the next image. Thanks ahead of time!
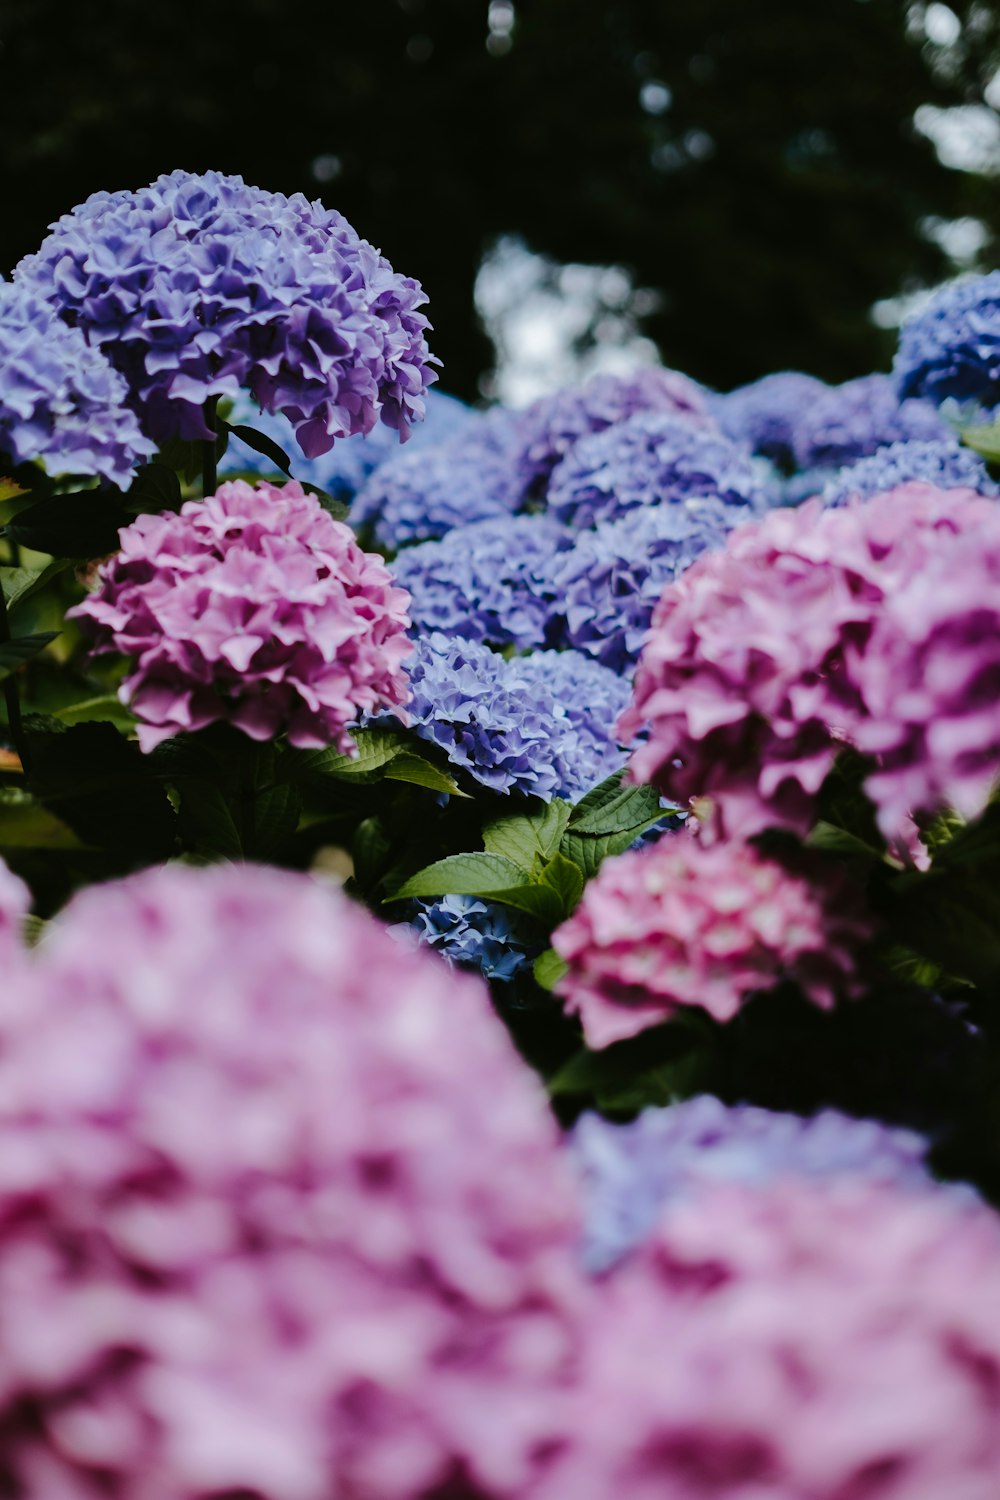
[2,0,998,398]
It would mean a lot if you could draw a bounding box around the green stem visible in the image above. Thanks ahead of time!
[203,397,219,498]
[0,579,29,776]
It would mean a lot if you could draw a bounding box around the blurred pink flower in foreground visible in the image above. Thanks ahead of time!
[71,478,413,753]
[553,835,872,1046]
[0,862,583,1498]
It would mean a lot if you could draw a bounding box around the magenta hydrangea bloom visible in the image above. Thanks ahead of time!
[538,1176,1000,1500]
[71,478,413,753]
[552,835,873,1046]
[511,367,716,500]
[15,169,436,452]
[621,482,1000,841]
[0,862,585,1499]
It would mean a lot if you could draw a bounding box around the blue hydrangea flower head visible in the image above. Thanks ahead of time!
[400,894,543,982]
[572,1095,936,1272]
[350,405,523,547]
[219,387,474,504]
[714,371,828,469]
[894,272,1000,408]
[821,438,999,508]
[550,500,736,672]
[15,169,437,453]
[793,374,948,470]
[0,280,154,485]
[511,367,715,500]
[514,649,633,800]
[391,514,569,651]
[545,410,770,529]
[399,634,628,800]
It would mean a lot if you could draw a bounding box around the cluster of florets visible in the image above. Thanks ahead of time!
[0,861,584,1499]
[894,270,1000,408]
[72,478,413,753]
[553,834,873,1046]
[551,501,739,672]
[791,373,948,470]
[623,482,1000,841]
[536,1176,1000,1500]
[400,634,630,801]
[15,169,436,451]
[350,406,524,548]
[511,367,715,499]
[220,386,475,505]
[400,894,544,982]
[391,514,568,650]
[0,279,154,484]
[820,436,999,507]
[543,410,768,529]
[571,1096,933,1272]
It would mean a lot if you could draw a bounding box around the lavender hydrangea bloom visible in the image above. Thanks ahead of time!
[821,438,999,508]
[392,514,569,651]
[793,373,948,470]
[0,280,154,485]
[0,862,584,1499]
[512,367,715,500]
[403,894,543,982]
[550,500,737,673]
[71,478,413,753]
[350,406,524,548]
[15,169,436,452]
[714,370,829,468]
[219,386,474,503]
[572,1096,934,1272]
[895,271,1000,407]
[545,410,769,529]
[400,634,628,800]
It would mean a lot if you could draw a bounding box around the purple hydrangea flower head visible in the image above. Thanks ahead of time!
[400,894,543,982]
[512,367,716,500]
[350,406,524,548]
[894,271,1000,408]
[400,634,628,800]
[553,834,873,1046]
[821,437,999,507]
[537,1176,1000,1500]
[793,373,949,470]
[545,410,769,529]
[220,386,475,503]
[15,169,437,452]
[572,1096,934,1272]
[71,478,413,753]
[714,370,829,468]
[0,280,154,485]
[391,514,569,651]
[0,861,586,1499]
[622,482,1000,842]
[550,498,738,673]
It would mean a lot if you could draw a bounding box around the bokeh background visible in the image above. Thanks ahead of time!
[4,0,999,402]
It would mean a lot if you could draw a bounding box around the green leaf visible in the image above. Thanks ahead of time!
[805,819,889,862]
[959,419,1000,464]
[568,774,665,835]
[537,850,584,916]
[482,799,572,871]
[55,695,137,732]
[224,422,293,475]
[0,631,59,680]
[177,779,244,861]
[0,786,86,849]
[352,815,392,891]
[297,726,413,781]
[382,752,466,796]
[249,780,302,857]
[533,947,569,991]
[5,492,128,557]
[1,559,72,612]
[390,851,565,923]
[156,437,205,485]
[124,463,183,515]
[548,1023,715,1113]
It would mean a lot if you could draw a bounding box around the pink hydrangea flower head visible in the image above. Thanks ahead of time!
[70,478,414,753]
[621,483,1000,842]
[537,1177,1000,1500]
[0,862,585,1498]
[552,835,873,1045]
